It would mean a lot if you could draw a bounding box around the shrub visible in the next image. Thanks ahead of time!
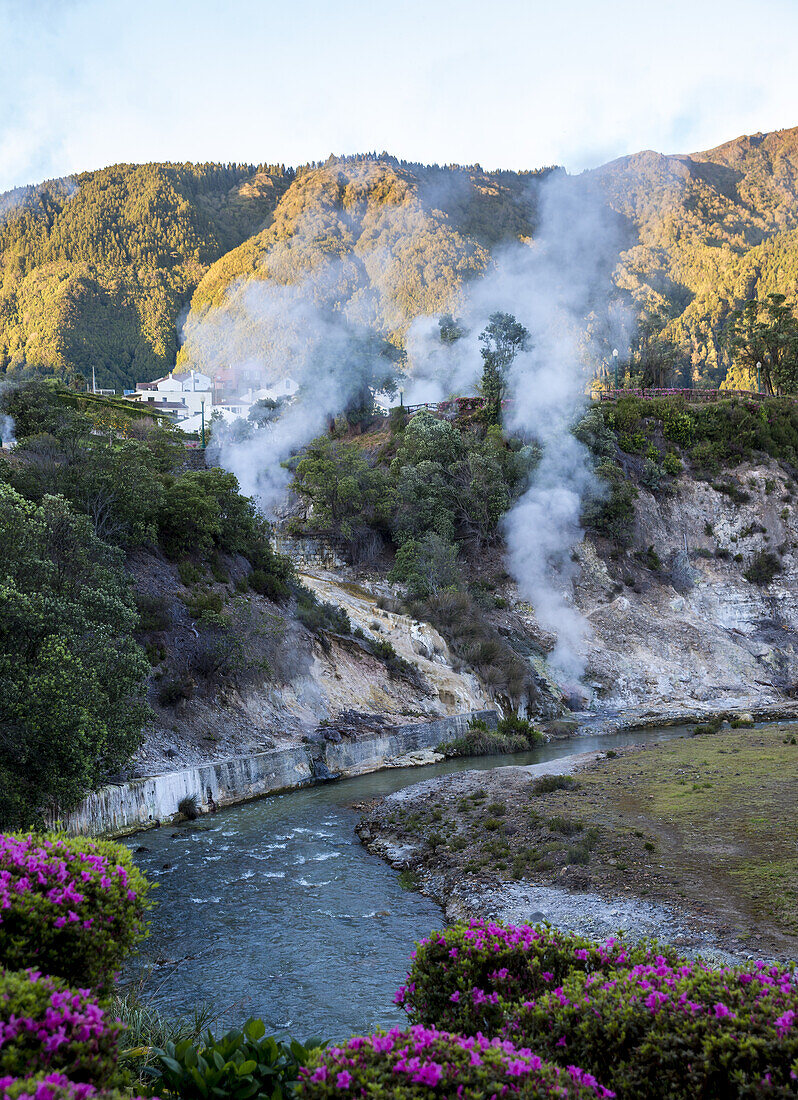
[182,590,223,618]
[0,1079,153,1100]
[157,676,194,708]
[639,458,662,491]
[510,959,798,1099]
[0,1074,93,1100]
[744,550,782,586]
[0,833,150,991]
[176,560,204,587]
[298,1025,612,1099]
[439,716,542,758]
[134,594,171,633]
[662,450,682,476]
[0,970,121,1084]
[530,775,579,795]
[397,920,679,1037]
[294,589,351,636]
[147,1018,323,1100]
[177,795,199,821]
[248,568,288,601]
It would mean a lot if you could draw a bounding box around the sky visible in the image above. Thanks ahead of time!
[2,0,798,193]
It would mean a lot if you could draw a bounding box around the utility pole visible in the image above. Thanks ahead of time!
[200,400,206,448]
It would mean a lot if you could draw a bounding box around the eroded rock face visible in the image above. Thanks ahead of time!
[575,462,798,714]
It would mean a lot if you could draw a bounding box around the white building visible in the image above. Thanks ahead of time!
[128,371,214,422]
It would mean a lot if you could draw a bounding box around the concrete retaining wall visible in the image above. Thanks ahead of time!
[57,710,497,838]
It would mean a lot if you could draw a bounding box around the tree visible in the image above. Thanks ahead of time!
[439,313,466,345]
[725,294,798,395]
[0,485,149,827]
[292,437,392,547]
[629,310,684,389]
[388,533,460,598]
[478,312,530,424]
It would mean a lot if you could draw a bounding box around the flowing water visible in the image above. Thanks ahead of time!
[125,726,688,1039]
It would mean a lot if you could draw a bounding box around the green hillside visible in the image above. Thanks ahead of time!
[0,162,292,389]
[177,157,554,374]
[4,129,798,391]
[591,127,798,387]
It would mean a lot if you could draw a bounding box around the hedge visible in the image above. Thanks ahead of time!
[298,1025,614,1098]
[397,920,681,1036]
[0,834,150,990]
[510,959,798,1098]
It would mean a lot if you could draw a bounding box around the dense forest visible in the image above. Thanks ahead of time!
[4,127,798,391]
[0,163,292,388]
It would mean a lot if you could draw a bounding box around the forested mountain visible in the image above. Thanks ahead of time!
[177,157,555,374]
[4,129,798,391]
[591,127,798,386]
[0,163,292,388]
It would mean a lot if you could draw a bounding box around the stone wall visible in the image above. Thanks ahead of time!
[270,534,346,569]
[57,710,498,838]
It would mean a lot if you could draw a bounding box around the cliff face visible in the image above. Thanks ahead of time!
[130,458,798,781]
[574,460,798,718]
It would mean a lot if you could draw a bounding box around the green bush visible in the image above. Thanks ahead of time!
[662,451,682,476]
[0,969,122,1084]
[440,715,542,757]
[298,1025,610,1098]
[177,560,205,587]
[294,588,351,636]
[146,1018,324,1100]
[511,959,798,1099]
[135,593,172,633]
[396,920,679,1037]
[0,833,150,991]
[581,461,637,545]
[744,550,782,585]
[530,774,579,795]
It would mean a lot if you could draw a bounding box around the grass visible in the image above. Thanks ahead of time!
[366,723,798,955]
[112,985,217,1083]
[576,727,798,940]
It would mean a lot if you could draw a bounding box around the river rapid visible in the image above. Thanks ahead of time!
[125,726,688,1040]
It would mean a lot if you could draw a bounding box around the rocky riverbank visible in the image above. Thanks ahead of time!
[357,723,798,962]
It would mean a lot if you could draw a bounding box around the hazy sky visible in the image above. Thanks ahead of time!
[2,0,798,192]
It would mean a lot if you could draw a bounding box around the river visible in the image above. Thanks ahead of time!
[125,725,688,1040]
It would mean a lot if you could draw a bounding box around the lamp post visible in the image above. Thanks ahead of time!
[756,361,762,394]
[200,400,206,448]
[612,348,619,391]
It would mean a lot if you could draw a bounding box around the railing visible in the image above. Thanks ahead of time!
[596,388,770,403]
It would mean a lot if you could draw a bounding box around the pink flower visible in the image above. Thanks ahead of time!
[335,1070,352,1089]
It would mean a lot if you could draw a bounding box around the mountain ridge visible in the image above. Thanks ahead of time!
[3,125,798,390]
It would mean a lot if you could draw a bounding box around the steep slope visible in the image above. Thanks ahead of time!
[177,157,553,372]
[0,163,291,388]
[591,127,798,387]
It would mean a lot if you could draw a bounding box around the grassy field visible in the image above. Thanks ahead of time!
[364,724,798,957]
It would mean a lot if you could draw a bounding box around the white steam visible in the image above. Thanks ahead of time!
[184,168,628,681]
[0,415,14,447]
[191,269,394,511]
[404,173,629,679]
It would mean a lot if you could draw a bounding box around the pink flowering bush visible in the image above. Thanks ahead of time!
[297,1025,614,1098]
[0,970,121,1085]
[0,1075,154,1100]
[0,833,150,990]
[510,959,798,1098]
[397,920,681,1036]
